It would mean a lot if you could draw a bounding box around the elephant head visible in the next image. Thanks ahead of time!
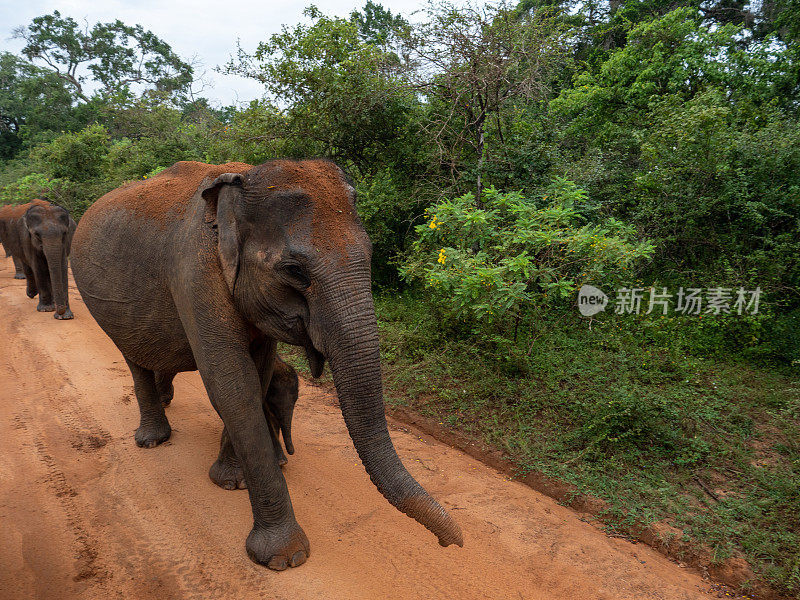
[24,203,76,317]
[200,160,463,548]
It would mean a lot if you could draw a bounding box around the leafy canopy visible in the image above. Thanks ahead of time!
[14,11,193,103]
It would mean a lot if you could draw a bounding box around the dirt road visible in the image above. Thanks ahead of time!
[0,256,718,600]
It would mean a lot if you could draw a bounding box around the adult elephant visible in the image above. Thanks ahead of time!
[0,204,27,279]
[14,200,76,318]
[70,160,462,570]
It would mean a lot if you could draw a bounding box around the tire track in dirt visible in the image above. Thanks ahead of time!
[2,319,116,585]
[0,320,107,598]
[0,255,722,600]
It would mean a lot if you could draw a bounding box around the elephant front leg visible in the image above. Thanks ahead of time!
[254,338,289,464]
[32,255,54,312]
[154,371,176,407]
[267,413,289,466]
[125,359,172,448]
[202,352,308,570]
[209,427,247,489]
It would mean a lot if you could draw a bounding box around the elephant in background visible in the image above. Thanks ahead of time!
[71,159,462,571]
[264,355,299,467]
[18,201,76,318]
[0,199,76,317]
[0,202,35,279]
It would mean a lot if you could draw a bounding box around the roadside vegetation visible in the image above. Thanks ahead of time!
[1,1,798,594]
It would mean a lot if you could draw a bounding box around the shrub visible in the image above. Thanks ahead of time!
[32,124,111,181]
[399,179,654,337]
[356,169,424,285]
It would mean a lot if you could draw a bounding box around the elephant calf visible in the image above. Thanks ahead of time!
[0,204,26,279]
[209,355,300,490]
[71,160,462,571]
[0,199,76,318]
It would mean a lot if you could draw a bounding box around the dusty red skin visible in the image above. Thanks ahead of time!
[244,159,357,259]
[0,198,51,219]
[84,160,357,263]
[82,162,254,227]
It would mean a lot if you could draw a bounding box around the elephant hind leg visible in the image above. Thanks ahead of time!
[126,358,172,448]
[155,371,176,407]
[210,412,287,492]
[209,427,248,490]
[12,256,25,279]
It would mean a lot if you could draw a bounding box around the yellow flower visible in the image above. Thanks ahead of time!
[429,215,439,230]
[438,248,447,264]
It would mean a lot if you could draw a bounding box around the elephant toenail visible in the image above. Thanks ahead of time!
[268,556,288,571]
[290,551,306,567]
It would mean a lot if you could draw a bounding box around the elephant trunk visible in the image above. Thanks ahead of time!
[278,406,294,455]
[319,278,463,548]
[42,237,68,315]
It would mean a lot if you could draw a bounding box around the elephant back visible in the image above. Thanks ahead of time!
[2,198,50,220]
[82,161,253,229]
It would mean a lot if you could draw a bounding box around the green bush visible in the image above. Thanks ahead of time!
[0,173,55,205]
[399,179,654,336]
[32,124,110,181]
[356,169,424,285]
[768,308,800,364]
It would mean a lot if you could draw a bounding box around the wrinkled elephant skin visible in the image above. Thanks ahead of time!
[70,160,462,571]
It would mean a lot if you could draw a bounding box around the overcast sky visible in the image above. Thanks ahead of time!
[0,0,429,106]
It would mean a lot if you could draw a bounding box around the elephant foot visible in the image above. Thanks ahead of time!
[209,456,247,490]
[134,420,171,448]
[246,521,310,571]
[36,302,55,312]
[14,273,25,280]
[54,308,74,320]
[273,442,288,467]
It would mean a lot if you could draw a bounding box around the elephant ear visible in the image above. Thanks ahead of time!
[201,173,245,293]
[22,206,43,234]
[65,218,77,256]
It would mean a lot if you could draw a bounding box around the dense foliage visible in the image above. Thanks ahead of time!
[400,181,654,332]
[1,1,799,593]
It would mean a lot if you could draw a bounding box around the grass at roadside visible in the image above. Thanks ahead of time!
[280,292,800,596]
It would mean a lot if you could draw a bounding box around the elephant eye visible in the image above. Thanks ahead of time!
[282,263,311,289]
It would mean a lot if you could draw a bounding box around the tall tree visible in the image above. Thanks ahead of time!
[0,52,80,158]
[351,0,410,45]
[410,1,566,204]
[13,11,193,103]
[223,5,419,175]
